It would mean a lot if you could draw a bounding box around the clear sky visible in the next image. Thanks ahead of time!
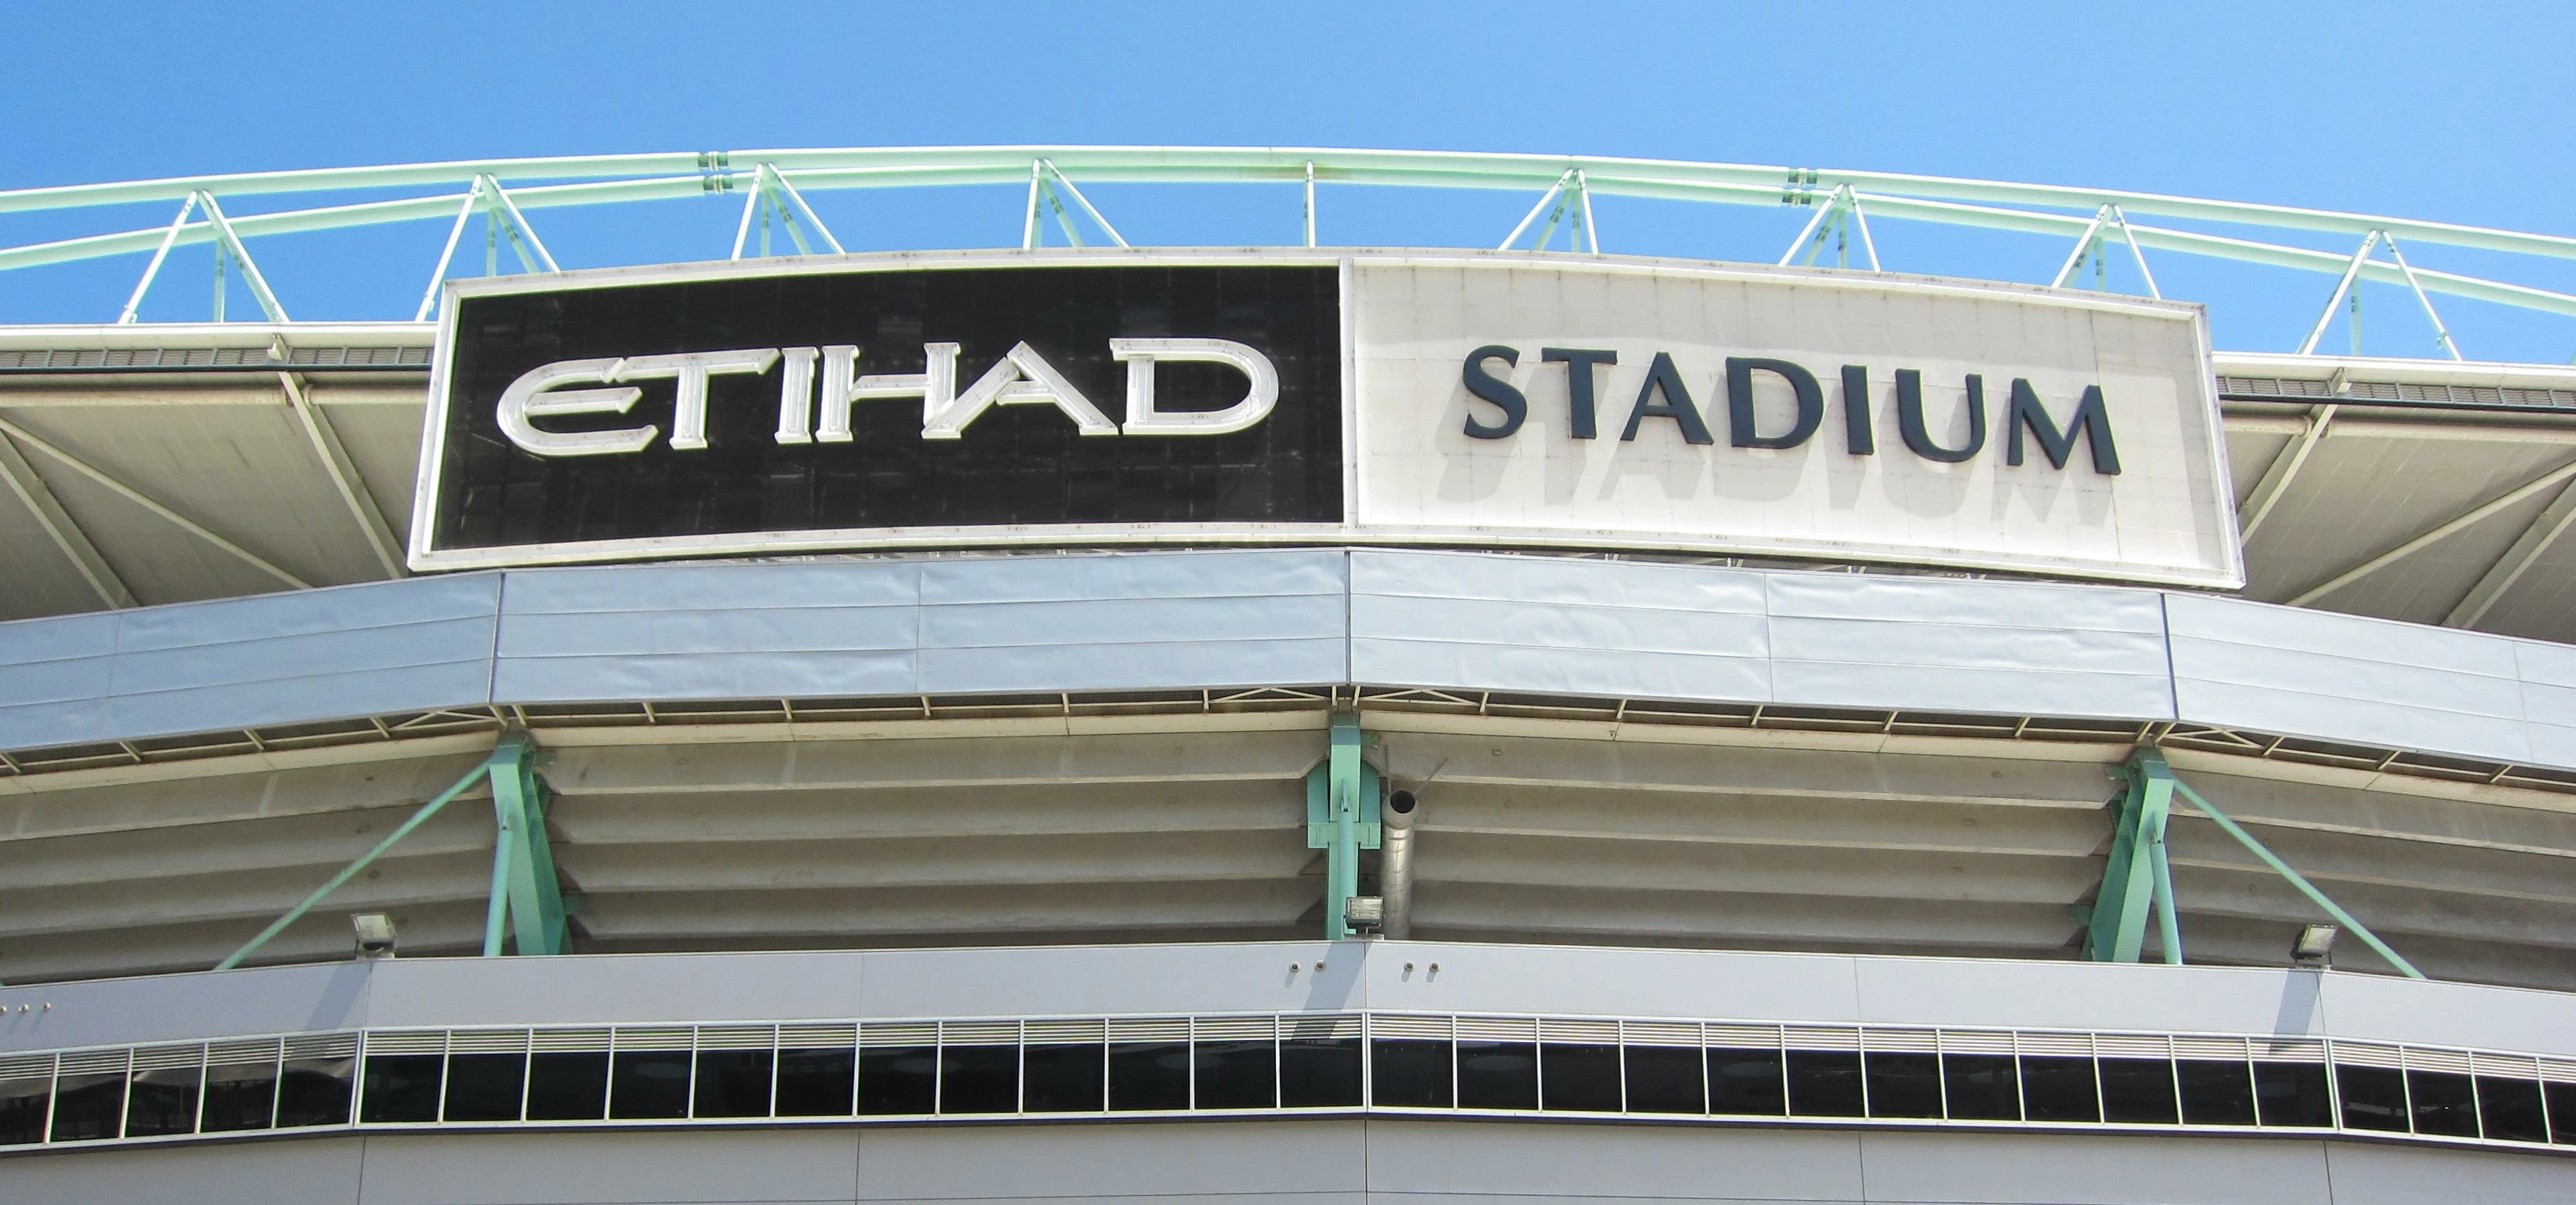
[3,1,2570,359]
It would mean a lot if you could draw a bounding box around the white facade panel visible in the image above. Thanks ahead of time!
[1765,575,2175,719]
[1350,258,2238,586]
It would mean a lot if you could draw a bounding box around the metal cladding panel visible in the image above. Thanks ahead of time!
[0,1137,368,1205]
[491,560,922,702]
[2317,971,2576,1057]
[358,1131,861,1205]
[0,961,371,1053]
[1361,1120,1867,1202]
[855,942,1354,1019]
[2510,640,2576,769]
[1851,1131,2331,1205]
[856,1121,1365,1202]
[1850,956,2320,1036]
[914,549,1349,695]
[2166,593,2534,765]
[362,951,865,1030]
[0,610,114,749]
[1348,550,1770,701]
[1764,573,2176,719]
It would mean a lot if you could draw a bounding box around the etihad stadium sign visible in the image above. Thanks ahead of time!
[413,250,2239,587]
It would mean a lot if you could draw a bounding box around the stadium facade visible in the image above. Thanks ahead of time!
[1,148,2575,1204]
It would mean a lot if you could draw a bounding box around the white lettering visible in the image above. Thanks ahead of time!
[1111,337,1279,436]
[923,341,1119,440]
[495,358,654,457]
[816,343,960,443]
[609,349,780,450]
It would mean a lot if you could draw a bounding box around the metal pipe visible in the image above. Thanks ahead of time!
[1381,788,1419,940]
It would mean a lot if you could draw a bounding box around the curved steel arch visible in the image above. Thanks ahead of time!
[4,145,2572,342]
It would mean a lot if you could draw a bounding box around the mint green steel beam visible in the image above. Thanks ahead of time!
[2086,750,2182,964]
[2166,776,2426,980]
[482,733,570,957]
[213,751,497,971]
[1304,714,1381,940]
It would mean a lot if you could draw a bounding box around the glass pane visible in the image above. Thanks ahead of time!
[2252,1062,2332,1129]
[1107,1043,1188,1111]
[2098,1057,2178,1125]
[857,1047,936,1115]
[608,1051,691,1120]
[940,1046,1018,1115]
[2476,1076,2546,1143]
[1540,1043,1620,1113]
[2336,1065,2409,1132]
[1370,1039,1453,1108]
[360,1055,441,1124]
[1784,1050,1862,1117]
[1457,1041,1537,1111]
[525,1052,609,1120]
[1194,1040,1275,1110]
[1279,1038,1361,1108]
[278,1057,354,1128]
[0,1076,49,1145]
[2546,1081,2576,1144]
[126,1067,202,1137]
[203,1062,280,1132]
[2019,1055,2097,1122]
[49,1072,123,1141]
[2406,1070,2478,1137]
[775,1048,856,1117]
[2177,1059,2255,1126]
[1022,1043,1104,1113]
[443,1054,525,1122]
[1864,1053,1942,1119]
[693,1050,775,1119]
[1942,1054,2019,1121]
[1623,1046,1705,1115]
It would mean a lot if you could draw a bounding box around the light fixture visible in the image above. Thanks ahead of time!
[2291,923,2338,968]
[351,912,398,959]
[1344,895,1385,931]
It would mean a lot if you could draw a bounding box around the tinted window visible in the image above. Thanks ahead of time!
[278,1057,354,1127]
[203,1062,280,1131]
[2337,1065,2409,1132]
[1195,1041,1275,1110]
[2252,1062,2332,1129]
[524,1052,609,1120]
[0,1075,48,1145]
[1457,1041,1537,1110]
[608,1050,691,1120]
[2019,1056,2098,1122]
[48,1072,123,1141]
[858,1047,936,1115]
[2097,1057,2178,1125]
[940,1045,1018,1114]
[1865,1053,1942,1119]
[1541,1044,1621,1113]
[2177,1059,2255,1126]
[1371,1039,1453,1108]
[360,1055,441,1124]
[1785,1050,1862,1117]
[2477,1076,2547,1144]
[775,1048,855,1117]
[2545,1081,2576,1144]
[1022,1044,1104,1113]
[1942,1054,2019,1121]
[1279,1038,1361,1108]
[1108,1043,1189,1111]
[125,1067,201,1137]
[1624,1046,1706,1115]
[443,1053,525,1122]
[694,1050,774,1118]
[2407,1070,2478,1137]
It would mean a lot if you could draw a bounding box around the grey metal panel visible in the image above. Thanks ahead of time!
[2512,639,2576,769]
[492,561,921,703]
[0,609,115,749]
[1362,1118,1866,1203]
[915,550,1348,694]
[1359,942,1861,1023]
[2320,971,2576,1059]
[362,951,862,1029]
[102,574,500,741]
[1349,551,1771,701]
[854,1120,1364,1201]
[0,960,373,1053]
[1852,957,2327,1037]
[855,943,1353,1019]
[0,1136,367,1205]
[356,1131,860,1205]
[1852,1130,2330,1205]
[2318,1140,2576,1205]
[1767,574,2176,719]
[2167,594,2534,765]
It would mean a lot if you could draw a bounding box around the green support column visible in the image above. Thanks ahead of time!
[2086,748,2183,964]
[482,733,571,957]
[1304,713,1381,940]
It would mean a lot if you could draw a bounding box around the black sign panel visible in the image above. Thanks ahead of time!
[424,263,1342,561]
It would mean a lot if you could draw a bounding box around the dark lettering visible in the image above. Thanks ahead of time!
[1840,364,1875,455]
[2005,379,2121,474]
[1724,356,1823,450]
[1898,370,1986,463]
[1621,352,1715,444]
[1541,347,1616,440]
[1460,345,1526,439]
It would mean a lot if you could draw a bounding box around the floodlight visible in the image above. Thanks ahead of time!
[351,912,398,958]
[2291,923,2339,967]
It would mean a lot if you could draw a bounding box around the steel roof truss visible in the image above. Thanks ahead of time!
[278,371,400,579]
[1021,160,1128,251]
[2238,402,2337,541]
[2287,456,2576,606]
[114,191,287,325]
[0,415,309,591]
[0,426,133,609]
[2299,229,2463,360]
[730,164,842,260]
[2050,204,2159,299]
[2443,476,2576,629]
[1781,184,1880,272]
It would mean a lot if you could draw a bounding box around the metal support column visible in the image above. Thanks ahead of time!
[1304,713,1381,940]
[483,733,570,957]
[2085,748,2183,964]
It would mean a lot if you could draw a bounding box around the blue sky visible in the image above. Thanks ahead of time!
[3,2,2570,359]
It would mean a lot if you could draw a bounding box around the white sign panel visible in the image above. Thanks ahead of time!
[1350,258,2240,587]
